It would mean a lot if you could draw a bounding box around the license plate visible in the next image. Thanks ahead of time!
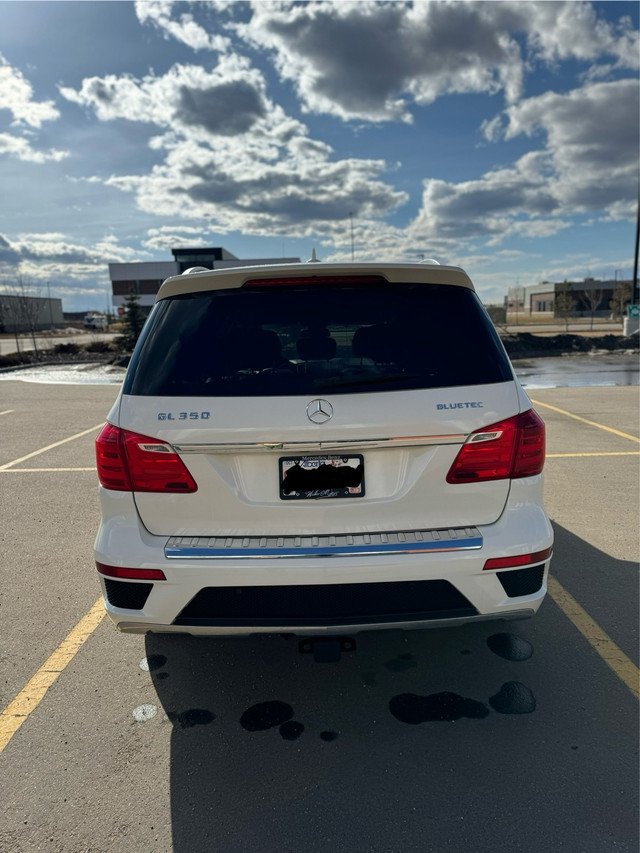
[279,454,365,500]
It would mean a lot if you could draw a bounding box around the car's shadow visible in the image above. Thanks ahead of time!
[145,522,638,853]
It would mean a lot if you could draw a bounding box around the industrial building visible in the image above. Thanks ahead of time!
[0,293,64,333]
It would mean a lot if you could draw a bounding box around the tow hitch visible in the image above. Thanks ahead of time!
[298,636,357,663]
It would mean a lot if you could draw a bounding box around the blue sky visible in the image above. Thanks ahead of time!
[0,0,638,311]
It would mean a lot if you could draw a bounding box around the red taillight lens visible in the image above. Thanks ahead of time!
[95,423,130,489]
[446,409,545,484]
[95,424,198,493]
[483,547,553,571]
[96,561,166,580]
[242,275,387,288]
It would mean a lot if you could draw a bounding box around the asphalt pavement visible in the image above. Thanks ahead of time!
[0,379,637,852]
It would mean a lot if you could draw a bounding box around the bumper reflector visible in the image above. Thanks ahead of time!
[483,547,552,571]
[96,561,166,581]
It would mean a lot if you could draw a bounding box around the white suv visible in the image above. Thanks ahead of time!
[94,262,552,636]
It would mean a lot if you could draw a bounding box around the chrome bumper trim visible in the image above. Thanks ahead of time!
[165,527,482,560]
[172,434,466,454]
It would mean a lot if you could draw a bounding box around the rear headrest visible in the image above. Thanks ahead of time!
[297,327,336,360]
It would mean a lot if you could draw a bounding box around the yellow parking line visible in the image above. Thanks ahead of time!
[548,576,639,699]
[546,452,640,458]
[0,598,105,753]
[531,399,639,443]
[0,423,103,470]
[0,409,14,416]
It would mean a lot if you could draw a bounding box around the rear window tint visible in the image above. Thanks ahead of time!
[124,282,512,397]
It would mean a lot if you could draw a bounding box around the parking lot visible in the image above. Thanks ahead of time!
[0,378,638,852]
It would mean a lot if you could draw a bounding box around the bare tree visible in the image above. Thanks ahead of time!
[0,270,45,358]
[609,281,632,320]
[582,287,603,330]
[0,279,23,358]
[554,282,575,332]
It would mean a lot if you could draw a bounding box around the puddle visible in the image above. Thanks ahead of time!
[514,354,638,389]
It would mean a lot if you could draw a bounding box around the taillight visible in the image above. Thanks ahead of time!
[483,547,553,571]
[242,275,386,287]
[96,561,166,580]
[95,424,198,493]
[446,409,545,484]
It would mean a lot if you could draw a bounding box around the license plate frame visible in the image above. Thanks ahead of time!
[279,454,365,500]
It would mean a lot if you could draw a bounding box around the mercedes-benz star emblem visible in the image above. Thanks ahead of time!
[306,399,333,424]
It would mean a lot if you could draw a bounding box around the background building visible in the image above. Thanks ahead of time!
[109,247,300,312]
[0,294,63,333]
[505,278,631,318]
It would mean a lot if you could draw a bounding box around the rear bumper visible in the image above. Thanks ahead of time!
[94,478,552,636]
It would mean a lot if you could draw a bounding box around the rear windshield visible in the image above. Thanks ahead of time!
[124,282,512,397]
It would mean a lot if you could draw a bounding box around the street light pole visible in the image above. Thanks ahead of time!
[633,187,639,304]
[349,212,354,262]
[47,281,54,330]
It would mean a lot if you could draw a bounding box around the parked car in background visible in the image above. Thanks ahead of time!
[94,260,552,637]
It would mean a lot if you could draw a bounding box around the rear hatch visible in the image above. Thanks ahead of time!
[118,270,519,537]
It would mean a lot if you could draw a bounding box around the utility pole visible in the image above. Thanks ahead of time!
[349,212,354,261]
[47,281,54,329]
[633,187,639,304]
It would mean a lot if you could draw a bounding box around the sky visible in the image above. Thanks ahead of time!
[0,0,638,312]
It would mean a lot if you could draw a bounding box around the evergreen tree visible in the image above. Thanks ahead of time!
[118,291,146,352]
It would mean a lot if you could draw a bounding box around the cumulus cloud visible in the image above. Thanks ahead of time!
[60,57,290,140]
[134,0,230,52]
[0,232,141,282]
[0,55,68,165]
[143,225,216,251]
[411,78,639,245]
[61,59,408,235]
[54,2,638,266]
[0,133,68,164]
[0,54,60,127]
[234,0,638,122]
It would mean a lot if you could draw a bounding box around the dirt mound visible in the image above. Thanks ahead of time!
[502,332,637,359]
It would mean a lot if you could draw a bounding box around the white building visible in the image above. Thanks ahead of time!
[505,278,629,318]
[109,247,300,311]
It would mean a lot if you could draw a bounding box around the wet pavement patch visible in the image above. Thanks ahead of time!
[320,731,339,742]
[389,691,490,724]
[384,653,417,672]
[279,720,305,741]
[143,655,168,671]
[168,709,216,728]
[488,682,536,714]
[487,633,534,661]
[240,700,294,732]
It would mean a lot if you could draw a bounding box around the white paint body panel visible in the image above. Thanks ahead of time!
[118,382,520,536]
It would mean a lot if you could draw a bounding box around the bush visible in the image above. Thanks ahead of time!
[0,352,36,368]
[53,342,81,355]
[84,340,114,353]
